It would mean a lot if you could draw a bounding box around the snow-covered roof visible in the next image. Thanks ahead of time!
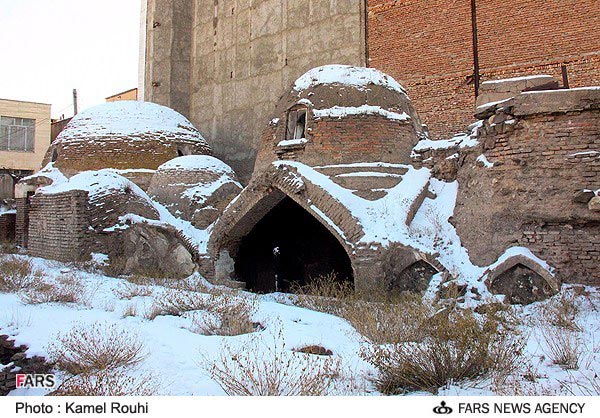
[38,170,146,201]
[158,155,236,175]
[292,65,407,95]
[54,101,207,145]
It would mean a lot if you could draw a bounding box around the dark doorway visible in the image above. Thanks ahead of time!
[235,197,353,293]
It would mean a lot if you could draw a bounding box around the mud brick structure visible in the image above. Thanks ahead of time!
[0,212,15,242]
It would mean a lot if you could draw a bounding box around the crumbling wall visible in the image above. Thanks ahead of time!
[0,213,15,242]
[452,90,600,284]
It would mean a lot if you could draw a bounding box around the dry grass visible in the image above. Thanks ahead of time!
[538,291,582,331]
[187,292,259,336]
[542,326,583,370]
[203,329,341,395]
[0,256,36,292]
[0,241,18,254]
[144,289,210,320]
[19,273,85,305]
[114,282,153,300]
[48,322,146,375]
[121,303,138,318]
[343,294,433,344]
[51,369,158,396]
[292,273,355,316]
[361,307,525,394]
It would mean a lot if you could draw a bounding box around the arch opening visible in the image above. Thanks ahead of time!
[234,196,353,293]
[490,263,555,305]
[388,260,438,294]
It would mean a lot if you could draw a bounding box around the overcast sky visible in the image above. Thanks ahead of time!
[0,0,141,118]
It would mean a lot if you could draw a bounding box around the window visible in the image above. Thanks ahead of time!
[0,116,35,152]
[286,108,307,140]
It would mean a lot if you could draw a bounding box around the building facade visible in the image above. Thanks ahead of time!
[0,98,51,198]
[141,0,600,182]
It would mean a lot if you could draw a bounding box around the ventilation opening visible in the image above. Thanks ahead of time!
[51,148,58,162]
[388,260,438,294]
[177,147,186,157]
[234,197,353,293]
[286,108,307,140]
[490,263,555,305]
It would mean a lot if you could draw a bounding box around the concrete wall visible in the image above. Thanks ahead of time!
[145,0,367,182]
[0,99,51,172]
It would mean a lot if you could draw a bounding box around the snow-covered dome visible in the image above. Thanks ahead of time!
[43,101,211,175]
[254,65,425,172]
[148,155,242,228]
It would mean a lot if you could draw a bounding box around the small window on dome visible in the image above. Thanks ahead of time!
[286,108,307,141]
[177,147,189,157]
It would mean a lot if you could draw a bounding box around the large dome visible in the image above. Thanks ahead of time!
[44,101,211,175]
[255,65,425,172]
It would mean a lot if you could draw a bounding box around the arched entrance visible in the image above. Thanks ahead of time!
[234,197,354,293]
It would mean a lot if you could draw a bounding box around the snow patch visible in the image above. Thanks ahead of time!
[313,105,410,121]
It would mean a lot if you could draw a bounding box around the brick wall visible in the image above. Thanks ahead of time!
[367,0,600,138]
[28,191,91,262]
[452,103,600,284]
[15,197,29,247]
[256,114,418,172]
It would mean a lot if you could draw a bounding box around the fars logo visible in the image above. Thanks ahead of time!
[15,374,56,389]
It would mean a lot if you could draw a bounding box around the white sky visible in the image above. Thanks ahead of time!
[0,0,141,118]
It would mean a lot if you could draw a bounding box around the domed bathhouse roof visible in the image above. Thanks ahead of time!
[44,101,211,177]
[254,64,425,173]
[148,155,242,229]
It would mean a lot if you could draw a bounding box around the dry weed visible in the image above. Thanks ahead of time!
[202,328,340,395]
[48,322,146,375]
[114,282,153,300]
[187,292,259,336]
[542,326,583,370]
[362,307,525,394]
[19,273,85,305]
[0,256,36,292]
[51,369,158,396]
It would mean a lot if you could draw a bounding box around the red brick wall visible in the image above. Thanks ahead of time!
[367,0,600,138]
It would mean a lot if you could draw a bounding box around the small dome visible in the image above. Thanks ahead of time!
[148,155,242,228]
[255,65,424,172]
[44,101,211,175]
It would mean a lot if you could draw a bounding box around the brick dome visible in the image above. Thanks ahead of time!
[148,155,242,228]
[255,65,425,173]
[44,101,211,176]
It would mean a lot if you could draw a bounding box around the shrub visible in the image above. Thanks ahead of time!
[144,289,209,320]
[203,329,340,395]
[19,273,85,305]
[292,273,354,316]
[47,322,146,375]
[0,257,36,292]
[342,293,433,344]
[361,307,525,394]
[187,292,258,336]
[51,369,158,396]
[114,282,153,300]
[121,303,138,318]
[538,291,582,331]
[542,326,583,370]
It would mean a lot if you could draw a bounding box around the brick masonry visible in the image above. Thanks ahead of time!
[443,91,600,284]
[367,0,600,138]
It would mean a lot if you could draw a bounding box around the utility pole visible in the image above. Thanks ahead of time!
[471,0,481,98]
[73,89,78,116]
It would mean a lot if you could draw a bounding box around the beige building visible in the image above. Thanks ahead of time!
[0,99,51,198]
[106,88,138,102]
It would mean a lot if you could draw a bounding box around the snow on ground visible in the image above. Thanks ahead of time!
[1,254,599,396]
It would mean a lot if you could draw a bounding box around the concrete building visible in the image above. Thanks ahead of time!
[0,98,51,198]
[141,0,600,183]
[106,88,139,102]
